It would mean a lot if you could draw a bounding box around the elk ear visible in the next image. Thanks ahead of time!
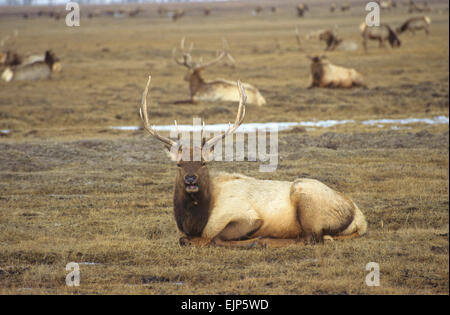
[201,145,215,163]
[164,144,182,162]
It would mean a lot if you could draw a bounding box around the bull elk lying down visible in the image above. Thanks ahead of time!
[139,76,367,248]
[0,51,22,67]
[173,38,266,106]
[360,22,401,51]
[308,55,366,89]
[1,50,60,82]
[319,30,343,51]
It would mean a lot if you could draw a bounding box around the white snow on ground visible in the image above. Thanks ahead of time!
[111,116,449,132]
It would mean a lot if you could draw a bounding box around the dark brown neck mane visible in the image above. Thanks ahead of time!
[189,70,206,98]
[173,170,212,237]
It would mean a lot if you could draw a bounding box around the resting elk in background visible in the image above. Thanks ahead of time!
[139,76,367,248]
[308,55,366,88]
[1,50,60,82]
[0,31,21,68]
[173,38,266,106]
[360,22,401,51]
[319,30,343,51]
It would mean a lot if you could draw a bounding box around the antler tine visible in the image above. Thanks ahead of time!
[204,80,246,149]
[172,47,192,68]
[295,27,303,51]
[222,38,236,65]
[195,38,230,70]
[140,76,178,148]
[201,121,206,144]
[187,41,194,53]
[173,37,194,68]
[1,35,10,48]
[180,37,194,53]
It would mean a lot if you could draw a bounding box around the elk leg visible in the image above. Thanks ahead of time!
[172,99,194,105]
[213,237,302,248]
[179,236,211,247]
[325,231,361,241]
[363,40,368,52]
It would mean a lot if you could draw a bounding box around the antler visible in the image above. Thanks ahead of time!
[139,76,179,148]
[1,30,18,48]
[196,38,233,71]
[295,27,303,51]
[203,80,247,149]
[172,37,194,68]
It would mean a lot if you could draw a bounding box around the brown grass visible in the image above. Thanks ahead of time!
[0,0,448,294]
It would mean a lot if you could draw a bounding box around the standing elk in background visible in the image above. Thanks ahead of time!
[1,50,60,82]
[204,7,211,16]
[271,6,278,14]
[172,9,185,21]
[139,76,367,247]
[128,8,142,18]
[296,4,309,17]
[173,38,266,106]
[360,22,401,51]
[396,16,431,35]
[252,5,263,15]
[307,55,366,88]
[330,2,337,12]
[408,1,431,13]
[157,6,168,16]
[379,0,397,10]
[319,30,343,51]
[341,1,351,12]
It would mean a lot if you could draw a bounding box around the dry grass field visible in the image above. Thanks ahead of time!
[0,0,448,295]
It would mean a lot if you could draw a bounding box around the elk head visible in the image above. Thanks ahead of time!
[307,55,327,84]
[44,50,62,73]
[139,75,246,195]
[308,55,328,64]
[172,37,235,83]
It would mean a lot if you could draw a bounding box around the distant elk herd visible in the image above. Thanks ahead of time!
[1,2,434,88]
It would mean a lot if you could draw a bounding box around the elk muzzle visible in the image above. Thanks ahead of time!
[184,174,199,193]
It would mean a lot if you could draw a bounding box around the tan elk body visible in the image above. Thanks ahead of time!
[139,76,367,248]
[308,56,366,89]
[173,38,266,106]
[360,22,401,51]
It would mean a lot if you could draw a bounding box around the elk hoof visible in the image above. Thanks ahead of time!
[247,238,267,249]
[179,236,191,246]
